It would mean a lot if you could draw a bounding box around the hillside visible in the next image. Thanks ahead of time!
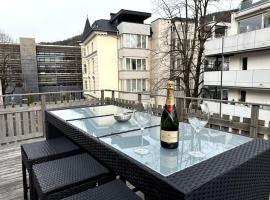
[40,34,82,46]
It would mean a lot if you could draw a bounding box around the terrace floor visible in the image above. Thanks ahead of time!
[0,138,44,200]
[0,138,144,200]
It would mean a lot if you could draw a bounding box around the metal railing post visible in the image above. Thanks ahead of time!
[101,90,105,105]
[138,93,142,103]
[250,104,260,138]
[176,98,185,122]
[41,95,47,137]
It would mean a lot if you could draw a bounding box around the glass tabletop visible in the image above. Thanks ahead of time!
[49,105,131,121]
[68,114,161,138]
[100,123,253,177]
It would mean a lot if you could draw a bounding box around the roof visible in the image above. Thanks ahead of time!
[110,9,151,24]
[91,19,118,32]
[81,19,117,43]
[81,18,92,42]
[205,9,238,23]
[172,17,195,23]
[81,9,151,43]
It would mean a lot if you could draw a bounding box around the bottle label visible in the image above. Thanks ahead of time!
[160,130,178,143]
[166,89,174,112]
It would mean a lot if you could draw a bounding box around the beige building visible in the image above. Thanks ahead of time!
[81,10,151,100]
[150,18,197,104]
[81,18,118,98]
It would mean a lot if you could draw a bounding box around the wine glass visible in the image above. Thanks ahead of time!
[133,101,152,155]
[187,100,210,158]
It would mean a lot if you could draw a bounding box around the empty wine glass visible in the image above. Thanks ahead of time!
[187,100,210,158]
[133,101,152,155]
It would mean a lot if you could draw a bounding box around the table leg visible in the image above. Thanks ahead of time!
[22,161,28,200]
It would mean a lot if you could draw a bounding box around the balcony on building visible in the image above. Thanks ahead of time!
[205,0,270,56]
[205,26,270,56]
[204,69,270,89]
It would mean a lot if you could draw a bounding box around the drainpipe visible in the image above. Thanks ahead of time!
[117,31,120,98]
[219,37,224,123]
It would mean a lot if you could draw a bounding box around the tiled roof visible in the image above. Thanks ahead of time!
[81,18,92,42]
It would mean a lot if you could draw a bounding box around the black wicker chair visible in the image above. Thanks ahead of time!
[32,153,114,200]
[61,180,141,200]
[21,137,82,200]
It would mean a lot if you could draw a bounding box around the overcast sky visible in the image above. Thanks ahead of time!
[0,0,241,43]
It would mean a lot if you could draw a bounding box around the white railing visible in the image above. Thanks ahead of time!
[205,27,270,56]
[204,69,270,89]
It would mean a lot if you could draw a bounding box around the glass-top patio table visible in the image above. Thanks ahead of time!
[45,105,270,200]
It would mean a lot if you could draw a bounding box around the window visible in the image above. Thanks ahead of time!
[132,79,136,92]
[240,90,246,102]
[142,59,146,70]
[121,34,148,49]
[142,35,146,48]
[136,35,141,48]
[84,80,88,90]
[137,79,142,91]
[137,59,141,70]
[175,58,181,69]
[242,57,248,70]
[83,64,87,73]
[91,42,94,52]
[93,77,96,93]
[239,15,262,33]
[126,58,131,70]
[83,48,86,56]
[125,79,147,92]
[132,59,136,70]
[124,58,147,70]
[172,38,176,49]
[264,14,270,28]
[38,57,45,62]
[92,58,95,74]
[87,46,89,55]
[142,79,146,91]
[88,79,91,90]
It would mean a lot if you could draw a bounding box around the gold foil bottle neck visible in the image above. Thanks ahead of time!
[167,81,174,90]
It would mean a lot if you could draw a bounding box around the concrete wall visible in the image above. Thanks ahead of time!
[19,38,39,93]
[117,22,151,35]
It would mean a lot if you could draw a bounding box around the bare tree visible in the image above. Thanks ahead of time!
[152,0,232,98]
[0,30,18,95]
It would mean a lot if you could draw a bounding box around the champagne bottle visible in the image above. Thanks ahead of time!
[160,80,179,149]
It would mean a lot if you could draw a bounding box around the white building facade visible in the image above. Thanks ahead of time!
[81,10,151,100]
[204,0,270,128]
[204,0,270,104]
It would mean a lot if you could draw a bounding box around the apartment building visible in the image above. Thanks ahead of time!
[151,18,196,98]
[204,0,270,104]
[151,12,232,104]
[0,37,82,95]
[81,9,151,100]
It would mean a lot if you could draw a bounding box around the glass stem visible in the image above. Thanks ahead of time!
[141,127,144,148]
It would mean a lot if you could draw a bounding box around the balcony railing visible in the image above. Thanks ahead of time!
[239,0,269,11]
[1,89,270,146]
[205,27,270,56]
[204,69,270,89]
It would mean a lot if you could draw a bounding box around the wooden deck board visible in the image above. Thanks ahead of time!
[0,138,44,200]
